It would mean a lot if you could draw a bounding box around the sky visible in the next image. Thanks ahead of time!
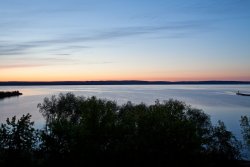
[0,0,250,81]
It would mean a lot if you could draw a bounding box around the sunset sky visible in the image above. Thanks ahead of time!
[0,0,250,81]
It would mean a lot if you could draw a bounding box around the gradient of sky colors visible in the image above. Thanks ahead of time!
[0,0,250,81]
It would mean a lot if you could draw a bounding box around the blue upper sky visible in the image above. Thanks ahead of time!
[0,0,250,81]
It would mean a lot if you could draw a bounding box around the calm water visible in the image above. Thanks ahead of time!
[0,85,250,157]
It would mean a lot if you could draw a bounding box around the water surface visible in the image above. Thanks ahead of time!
[0,85,250,157]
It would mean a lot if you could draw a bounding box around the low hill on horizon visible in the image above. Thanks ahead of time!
[0,80,250,86]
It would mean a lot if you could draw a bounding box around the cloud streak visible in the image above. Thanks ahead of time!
[0,20,211,56]
[0,44,38,56]
[0,64,46,69]
[0,55,113,69]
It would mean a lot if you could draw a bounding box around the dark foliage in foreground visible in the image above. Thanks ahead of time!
[0,114,39,166]
[240,116,250,146]
[0,93,242,166]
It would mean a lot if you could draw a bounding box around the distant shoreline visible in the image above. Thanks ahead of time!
[0,91,22,98]
[0,80,250,86]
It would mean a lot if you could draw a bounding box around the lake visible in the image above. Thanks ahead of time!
[0,85,250,158]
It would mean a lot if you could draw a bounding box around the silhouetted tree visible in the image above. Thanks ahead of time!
[37,93,241,166]
[240,116,250,146]
[0,114,39,166]
[206,120,241,162]
[0,93,243,166]
[38,94,119,166]
[240,116,250,167]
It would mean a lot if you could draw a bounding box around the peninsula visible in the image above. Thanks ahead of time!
[0,91,23,99]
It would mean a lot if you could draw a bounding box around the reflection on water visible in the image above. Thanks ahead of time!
[0,85,250,157]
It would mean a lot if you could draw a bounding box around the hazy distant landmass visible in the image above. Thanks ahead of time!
[0,80,250,86]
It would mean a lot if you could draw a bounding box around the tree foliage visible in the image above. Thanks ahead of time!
[0,93,243,166]
[240,116,250,146]
[37,93,241,166]
[207,121,241,161]
[0,114,39,166]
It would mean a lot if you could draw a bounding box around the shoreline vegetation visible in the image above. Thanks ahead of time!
[0,80,250,86]
[0,93,250,166]
[0,91,22,99]
[236,91,250,96]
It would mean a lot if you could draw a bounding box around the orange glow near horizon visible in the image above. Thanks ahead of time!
[1,67,250,82]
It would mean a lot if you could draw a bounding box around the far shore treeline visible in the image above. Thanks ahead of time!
[0,80,250,86]
[0,93,250,167]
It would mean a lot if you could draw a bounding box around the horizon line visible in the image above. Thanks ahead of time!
[0,80,250,86]
[1,80,250,82]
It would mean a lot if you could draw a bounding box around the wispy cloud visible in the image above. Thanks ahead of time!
[81,61,113,65]
[54,53,71,56]
[57,20,208,42]
[0,20,210,56]
[0,44,39,56]
[0,64,46,69]
[0,56,113,69]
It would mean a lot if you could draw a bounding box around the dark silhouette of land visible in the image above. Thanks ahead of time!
[0,80,250,86]
[236,91,250,96]
[0,91,22,99]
